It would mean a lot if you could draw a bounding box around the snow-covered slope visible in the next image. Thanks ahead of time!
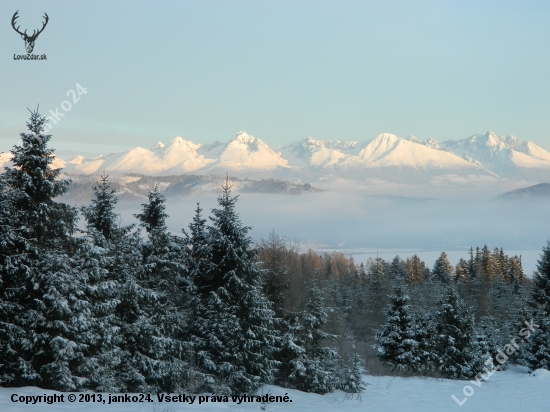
[339,133,485,171]
[61,133,288,176]
[520,140,550,162]
[83,147,163,174]
[281,137,357,169]
[280,134,485,179]
[440,132,550,176]
[156,137,214,175]
[1,366,548,412]
[198,132,290,174]
[64,137,214,175]
[0,152,66,170]
[0,152,12,168]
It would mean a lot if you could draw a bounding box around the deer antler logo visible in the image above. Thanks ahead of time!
[11,11,49,54]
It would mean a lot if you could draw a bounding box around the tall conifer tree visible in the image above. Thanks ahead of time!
[433,287,481,379]
[189,179,279,394]
[375,283,421,372]
[524,242,550,370]
[0,109,90,390]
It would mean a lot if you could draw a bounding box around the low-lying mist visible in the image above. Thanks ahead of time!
[86,191,549,276]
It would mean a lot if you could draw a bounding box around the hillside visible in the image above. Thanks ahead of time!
[499,182,550,198]
[60,173,320,202]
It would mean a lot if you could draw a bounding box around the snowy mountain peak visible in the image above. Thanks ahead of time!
[461,131,522,151]
[407,136,439,149]
[225,131,276,154]
[232,131,256,145]
[67,155,85,164]
[363,133,403,153]
[374,133,400,143]
[280,137,352,168]
[167,136,199,151]
[339,133,483,172]
[306,136,322,146]
[307,137,358,151]
[425,138,440,149]
[485,131,501,146]
[16,129,550,180]
[199,131,289,173]
[439,131,550,175]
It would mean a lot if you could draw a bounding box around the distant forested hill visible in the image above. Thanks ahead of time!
[61,173,321,201]
[500,183,550,198]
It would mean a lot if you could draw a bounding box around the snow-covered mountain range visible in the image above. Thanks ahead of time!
[2,131,550,181]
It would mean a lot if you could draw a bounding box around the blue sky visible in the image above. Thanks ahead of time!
[1,0,550,157]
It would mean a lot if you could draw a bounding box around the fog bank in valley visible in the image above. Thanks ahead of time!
[102,190,550,276]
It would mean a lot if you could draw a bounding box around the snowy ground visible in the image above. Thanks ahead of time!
[2,366,549,412]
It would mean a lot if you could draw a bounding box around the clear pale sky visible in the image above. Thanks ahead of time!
[1,0,550,157]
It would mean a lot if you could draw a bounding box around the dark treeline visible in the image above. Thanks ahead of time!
[2,111,550,395]
[258,237,539,380]
[61,174,318,202]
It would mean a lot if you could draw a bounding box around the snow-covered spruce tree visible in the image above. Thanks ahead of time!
[133,186,193,390]
[433,287,483,379]
[529,242,550,315]
[411,310,436,372]
[188,180,279,395]
[81,175,120,243]
[523,317,550,371]
[31,248,99,390]
[81,176,193,392]
[388,256,407,283]
[276,314,305,387]
[524,242,550,371]
[0,166,37,386]
[183,203,210,284]
[288,285,338,394]
[375,283,421,373]
[473,316,506,371]
[69,228,121,392]
[338,347,366,394]
[135,186,168,234]
[432,252,454,284]
[367,257,385,292]
[455,258,469,283]
[0,109,96,390]
[76,174,129,391]
[103,223,153,392]
[2,109,77,247]
[507,298,533,366]
[184,203,214,391]
[135,186,190,296]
